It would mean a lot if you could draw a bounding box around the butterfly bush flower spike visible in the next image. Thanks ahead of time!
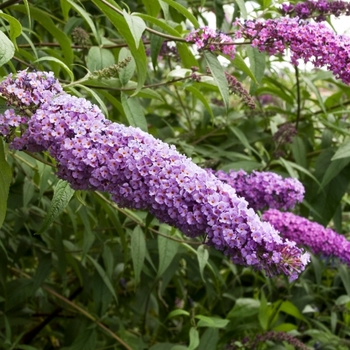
[235,17,350,85]
[211,169,305,211]
[263,209,350,266]
[282,0,350,21]
[0,70,309,280]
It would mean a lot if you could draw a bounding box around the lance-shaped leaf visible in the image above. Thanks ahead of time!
[0,31,14,67]
[123,10,146,49]
[38,180,75,233]
[121,92,148,131]
[204,52,230,113]
[130,226,146,285]
[0,141,11,229]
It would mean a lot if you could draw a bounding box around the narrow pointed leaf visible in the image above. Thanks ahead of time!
[88,256,118,303]
[121,92,148,131]
[0,31,14,66]
[130,226,146,284]
[38,180,75,233]
[0,140,11,229]
[123,10,146,49]
[204,51,230,113]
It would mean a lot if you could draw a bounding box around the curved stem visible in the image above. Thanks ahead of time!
[294,65,301,130]
[10,267,133,350]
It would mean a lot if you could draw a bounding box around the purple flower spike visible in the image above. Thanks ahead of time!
[211,169,305,211]
[0,70,310,279]
[186,27,236,59]
[235,17,350,85]
[263,209,350,266]
[281,0,350,22]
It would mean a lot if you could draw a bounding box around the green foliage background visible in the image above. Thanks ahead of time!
[1,0,350,349]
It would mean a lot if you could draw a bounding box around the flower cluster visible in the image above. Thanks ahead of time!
[235,17,350,84]
[0,70,310,280]
[186,27,236,59]
[225,72,255,109]
[273,123,298,158]
[0,70,63,142]
[281,0,350,22]
[211,169,304,211]
[263,209,350,266]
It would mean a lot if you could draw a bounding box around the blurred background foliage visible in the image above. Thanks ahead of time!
[1,0,350,349]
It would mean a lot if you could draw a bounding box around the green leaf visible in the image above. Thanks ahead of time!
[273,323,297,332]
[197,244,209,282]
[332,141,350,160]
[185,86,214,119]
[64,0,101,44]
[166,309,190,319]
[141,0,160,17]
[227,298,260,319]
[92,0,147,94]
[198,328,219,350]
[188,328,199,350]
[23,177,34,207]
[229,126,260,159]
[161,0,200,28]
[35,56,74,81]
[157,225,179,278]
[233,53,258,83]
[321,156,350,188]
[88,256,118,303]
[121,92,148,131]
[279,300,305,321]
[339,264,350,296]
[119,47,136,86]
[259,291,268,330]
[291,135,307,168]
[135,13,181,37]
[0,140,11,229]
[38,180,75,233]
[204,51,230,113]
[177,42,199,68]
[130,226,146,284]
[275,158,321,187]
[86,46,115,72]
[0,13,22,49]
[196,315,229,328]
[303,76,327,114]
[0,31,14,66]
[247,47,265,94]
[235,0,248,19]
[123,10,146,49]
[335,295,350,305]
[32,253,52,292]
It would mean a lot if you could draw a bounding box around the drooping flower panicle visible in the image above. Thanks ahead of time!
[263,209,350,266]
[211,169,305,211]
[235,17,350,85]
[0,70,309,280]
[281,0,350,22]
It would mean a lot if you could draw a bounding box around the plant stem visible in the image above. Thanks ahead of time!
[294,65,301,130]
